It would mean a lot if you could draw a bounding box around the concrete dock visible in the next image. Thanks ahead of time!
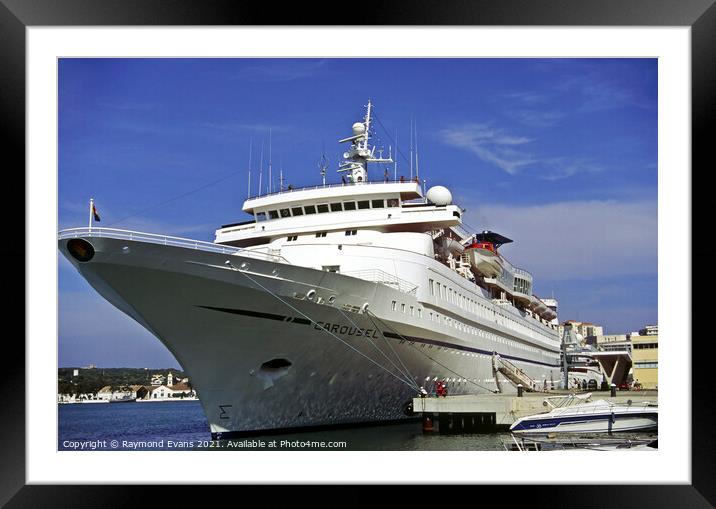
[412,390,657,434]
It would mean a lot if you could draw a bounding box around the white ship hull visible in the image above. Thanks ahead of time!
[59,233,561,438]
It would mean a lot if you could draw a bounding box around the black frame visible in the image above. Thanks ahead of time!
[2,0,712,504]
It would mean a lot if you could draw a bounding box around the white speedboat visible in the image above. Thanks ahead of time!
[510,400,657,434]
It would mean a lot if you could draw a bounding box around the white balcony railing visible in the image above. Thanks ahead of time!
[342,269,419,296]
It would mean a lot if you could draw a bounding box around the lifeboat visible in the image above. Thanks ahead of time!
[465,231,513,279]
[465,241,503,278]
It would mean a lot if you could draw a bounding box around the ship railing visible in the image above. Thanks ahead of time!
[244,178,422,201]
[58,227,289,263]
[342,269,419,296]
[449,224,473,242]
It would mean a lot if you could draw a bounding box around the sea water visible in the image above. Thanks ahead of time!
[58,400,511,451]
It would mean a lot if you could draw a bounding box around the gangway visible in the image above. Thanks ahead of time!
[493,354,537,392]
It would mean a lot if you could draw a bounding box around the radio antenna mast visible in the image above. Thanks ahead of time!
[247,137,253,198]
[409,117,414,180]
[268,128,273,194]
[415,120,420,180]
[258,139,264,197]
[394,130,398,181]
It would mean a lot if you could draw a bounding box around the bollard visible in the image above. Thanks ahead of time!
[610,383,617,397]
[422,415,434,433]
[517,384,523,397]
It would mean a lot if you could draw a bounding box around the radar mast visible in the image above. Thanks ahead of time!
[337,100,393,184]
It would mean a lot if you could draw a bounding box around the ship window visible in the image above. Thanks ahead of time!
[322,265,340,273]
[357,200,370,209]
[410,306,414,316]
[371,199,384,208]
[345,230,357,236]
[453,211,461,218]
[317,204,330,213]
[280,209,291,218]
[401,303,406,313]
[343,201,356,211]
[315,232,327,238]
[391,301,396,311]
[268,210,279,220]
[256,212,267,221]
[429,279,434,295]
[304,205,316,214]
[291,207,304,216]
[387,198,399,207]
[330,202,343,212]
[286,235,298,242]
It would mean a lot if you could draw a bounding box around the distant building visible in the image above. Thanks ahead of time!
[146,383,196,400]
[150,374,166,386]
[96,386,113,401]
[632,330,658,389]
[640,325,658,336]
[562,320,604,346]
[597,334,632,353]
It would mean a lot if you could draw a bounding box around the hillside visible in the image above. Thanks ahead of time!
[58,367,187,395]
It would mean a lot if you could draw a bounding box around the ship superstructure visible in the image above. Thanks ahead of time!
[59,101,561,438]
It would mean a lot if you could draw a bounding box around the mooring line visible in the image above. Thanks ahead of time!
[230,266,420,391]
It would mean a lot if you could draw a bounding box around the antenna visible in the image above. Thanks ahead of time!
[394,130,398,181]
[258,139,264,197]
[268,128,273,194]
[415,120,420,180]
[409,117,414,180]
[247,137,253,199]
[319,152,328,187]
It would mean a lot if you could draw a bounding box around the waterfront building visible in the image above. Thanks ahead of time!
[146,383,196,399]
[640,324,658,336]
[632,331,658,389]
[597,334,632,353]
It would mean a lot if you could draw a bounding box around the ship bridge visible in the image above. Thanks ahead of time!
[214,180,463,247]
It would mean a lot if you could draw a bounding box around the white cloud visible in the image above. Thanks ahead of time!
[440,123,602,180]
[463,199,657,281]
[507,109,565,127]
[439,123,535,175]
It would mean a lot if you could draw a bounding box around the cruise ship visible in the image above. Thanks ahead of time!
[58,101,562,438]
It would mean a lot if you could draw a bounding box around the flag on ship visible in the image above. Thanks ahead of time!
[92,202,100,222]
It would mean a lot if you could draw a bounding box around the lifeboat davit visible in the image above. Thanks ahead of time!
[465,241,503,278]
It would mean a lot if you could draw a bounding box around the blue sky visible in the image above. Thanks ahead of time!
[58,58,657,368]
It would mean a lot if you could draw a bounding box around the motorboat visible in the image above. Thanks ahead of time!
[510,399,657,434]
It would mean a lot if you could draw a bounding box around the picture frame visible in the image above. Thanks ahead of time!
[2,0,711,503]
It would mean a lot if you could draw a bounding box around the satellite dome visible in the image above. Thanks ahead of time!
[426,186,453,206]
[352,122,366,136]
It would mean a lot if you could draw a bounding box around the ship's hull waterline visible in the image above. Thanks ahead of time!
[59,235,560,437]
